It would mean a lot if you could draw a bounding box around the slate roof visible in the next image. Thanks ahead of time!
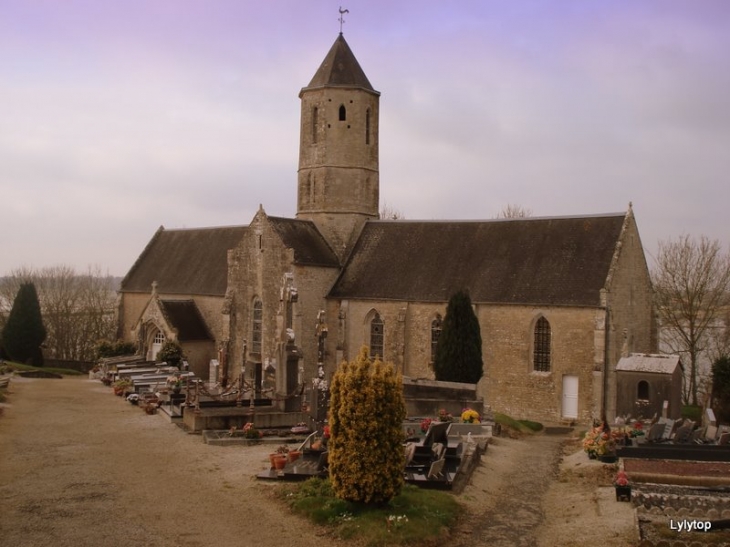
[121,226,246,296]
[159,300,213,341]
[302,33,377,94]
[268,217,340,267]
[329,213,627,306]
[616,354,680,375]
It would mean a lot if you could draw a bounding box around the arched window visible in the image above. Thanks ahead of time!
[533,317,551,372]
[252,299,263,354]
[430,314,442,363]
[637,380,649,401]
[370,312,384,359]
[339,104,346,121]
[365,108,371,144]
[312,107,318,143]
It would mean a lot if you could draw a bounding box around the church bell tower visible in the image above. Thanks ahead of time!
[296,33,380,260]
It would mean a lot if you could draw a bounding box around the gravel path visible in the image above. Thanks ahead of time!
[455,433,565,547]
[0,377,339,547]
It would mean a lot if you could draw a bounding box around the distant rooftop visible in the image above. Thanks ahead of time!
[616,353,681,375]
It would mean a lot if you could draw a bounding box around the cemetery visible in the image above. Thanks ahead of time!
[87,350,730,546]
[93,353,494,491]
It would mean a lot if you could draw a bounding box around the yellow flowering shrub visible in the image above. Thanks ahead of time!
[328,346,407,504]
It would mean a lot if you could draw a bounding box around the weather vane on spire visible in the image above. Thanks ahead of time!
[338,6,349,34]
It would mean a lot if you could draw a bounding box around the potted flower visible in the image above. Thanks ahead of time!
[166,375,183,394]
[614,469,631,502]
[242,422,262,439]
[582,423,616,461]
[288,445,303,463]
[269,445,289,470]
[113,379,132,396]
[291,421,310,435]
[628,421,645,444]
[461,408,481,424]
[420,417,433,433]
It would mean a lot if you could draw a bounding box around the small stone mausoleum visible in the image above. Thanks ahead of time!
[615,353,682,420]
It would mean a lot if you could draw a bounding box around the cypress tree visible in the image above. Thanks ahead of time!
[329,347,406,504]
[433,289,483,384]
[1,282,47,366]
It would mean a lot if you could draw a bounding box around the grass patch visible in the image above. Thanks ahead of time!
[276,478,461,546]
[2,361,83,376]
[494,412,543,435]
[517,419,543,432]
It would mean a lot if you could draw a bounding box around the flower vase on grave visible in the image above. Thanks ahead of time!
[615,485,631,502]
[273,455,287,471]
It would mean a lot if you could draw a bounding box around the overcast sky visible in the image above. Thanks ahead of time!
[1,1,728,277]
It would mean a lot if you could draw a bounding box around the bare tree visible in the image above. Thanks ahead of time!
[496,204,533,218]
[652,235,730,406]
[0,266,118,363]
[380,202,405,220]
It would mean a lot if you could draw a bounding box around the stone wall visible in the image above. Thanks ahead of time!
[478,304,600,424]
[633,489,730,519]
[328,298,606,425]
[602,211,657,420]
[226,211,340,403]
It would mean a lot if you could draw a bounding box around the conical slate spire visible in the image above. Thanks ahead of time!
[303,34,375,92]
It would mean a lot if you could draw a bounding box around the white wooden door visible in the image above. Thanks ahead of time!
[562,375,579,419]
[151,331,165,361]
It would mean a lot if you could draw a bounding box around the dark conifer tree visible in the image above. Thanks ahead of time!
[433,289,483,384]
[1,282,47,366]
[712,356,730,424]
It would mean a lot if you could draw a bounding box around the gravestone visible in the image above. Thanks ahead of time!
[691,427,706,443]
[209,359,220,385]
[660,419,676,440]
[674,422,694,444]
[647,423,666,442]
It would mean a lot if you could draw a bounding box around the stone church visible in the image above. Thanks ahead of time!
[117,33,656,424]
